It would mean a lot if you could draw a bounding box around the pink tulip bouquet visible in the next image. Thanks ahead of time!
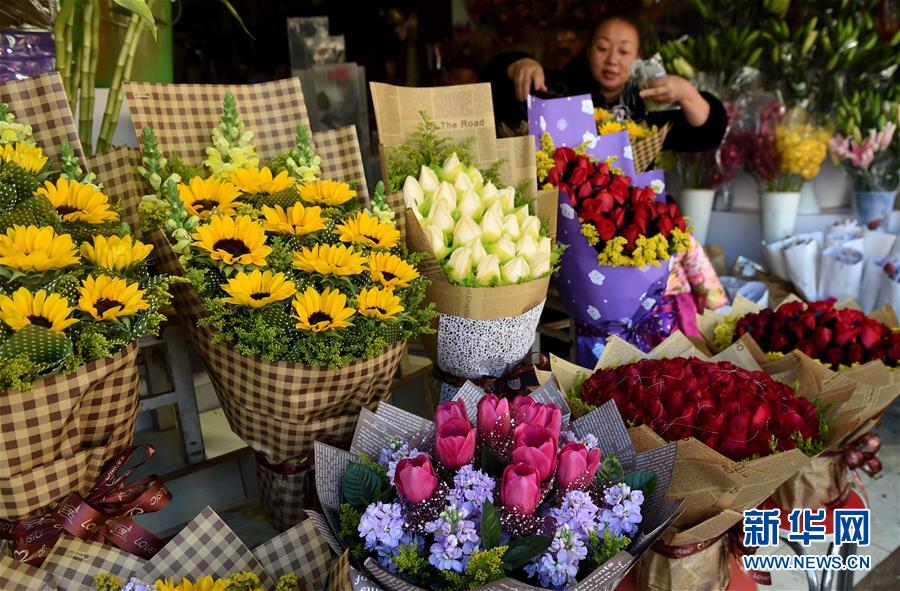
[310,383,680,591]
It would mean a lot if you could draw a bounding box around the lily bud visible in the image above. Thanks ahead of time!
[403,176,424,208]
[459,189,483,220]
[419,165,439,192]
[447,246,474,282]
[521,215,542,238]
[516,234,538,259]
[529,252,551,277]
[425,224,450,259]
[487,234,517,263]
[499,187,516,213]
[511,205,529,223]
[502,214,521,240]
[441,152,462,179]
[476,254,501,286]
[453,215,482,247]
[455,171,474,192]
[480,203,505,242]
[470,238,488,264]
[501,256,530,284]
[537,236,553,258]
[434,181,458,211]
[468,167,484,187]
[481,181,499,202]
[429,200,455,234]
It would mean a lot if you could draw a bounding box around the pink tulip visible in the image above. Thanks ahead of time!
[511,396,562,441]
[435,400,468,430]
[557,442,602,491]
[477,394,511,441]
[500,463,542,515]
[511,424,558,482]
[394,455,438,504]
[435,417,476,469]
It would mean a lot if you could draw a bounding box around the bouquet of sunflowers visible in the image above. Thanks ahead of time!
[593,106,658,147]
[0,92,171,524]
[133,80,435,529]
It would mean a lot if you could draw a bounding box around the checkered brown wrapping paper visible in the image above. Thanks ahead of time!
[86,146,144,231]
[0,72,84,160]
[123,78,369,198]
[146,228,403,465]
[0,341,140,522]
[632,123,670,173]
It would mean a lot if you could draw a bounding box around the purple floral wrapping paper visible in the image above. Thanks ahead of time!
[0,29,54,82]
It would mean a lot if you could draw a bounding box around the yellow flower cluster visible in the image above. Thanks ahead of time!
[594,108,656,143]
[775,123,830,180]
[594,228,691,268]
[535,132,556,185]
[712,311,742,350]
[580,222,600,246]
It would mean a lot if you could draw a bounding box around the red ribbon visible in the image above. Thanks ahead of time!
[824,432,881,506]
[0,445,171,566]
[433,352,549,398]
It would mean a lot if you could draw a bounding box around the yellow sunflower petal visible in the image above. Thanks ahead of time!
[220,269,297,308]
[357,286,404,320]
[368,252,419,289]
[0,225,80,272]
[77,275,149,321]
[291,286,355,331]
[298,180,356,206]
[0,142,47,173]
[261,203,325,235]
[80,234,153,271]
[191,215,271,267]
[292,243,367,276]
[334,211,400,249]
[0,287,78,332]
[35,178,118,224]
[178,176,243,219]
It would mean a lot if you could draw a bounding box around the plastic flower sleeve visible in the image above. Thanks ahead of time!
[817,245,864,301]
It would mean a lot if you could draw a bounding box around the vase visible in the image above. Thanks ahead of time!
[675,189,715,244]
[797,180,820,214]
[759,191,801,243]
[713,184,733,212]
[852,190,897,228]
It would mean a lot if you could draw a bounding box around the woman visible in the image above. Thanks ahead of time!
[481,12,727,152]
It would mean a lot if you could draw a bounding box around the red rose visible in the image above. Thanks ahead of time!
[812,327,833,352]
[859,318,884,349]
[596,218,616,241]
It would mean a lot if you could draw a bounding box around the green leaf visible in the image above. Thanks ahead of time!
[597,455,624,483]
[480,502,501,550]
[217,0,255,40]
[502,535,553,570]
[623,470,657,497]
[342,462,382,511]
[112,0,158,39]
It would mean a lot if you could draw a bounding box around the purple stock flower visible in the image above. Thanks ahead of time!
[123,579,152,591]
[524,524,587,590]
[547,489,599,541]
[378,438,426,482]
[598,483,644,537]
[560,430,601,451]
[424,506,480,573]
[359,502,408,553]
[447,464,495,518]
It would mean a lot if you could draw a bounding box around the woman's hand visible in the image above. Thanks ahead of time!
[507,58,547,102]
[639,75,711,127]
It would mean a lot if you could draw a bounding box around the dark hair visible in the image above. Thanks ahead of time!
[590,10,643,48]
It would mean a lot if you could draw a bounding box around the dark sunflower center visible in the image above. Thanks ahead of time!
[373,307,387,315]
[363,234,380,243]
[308,311,333,324]
[94,298,123,315]
[56,205,80,216]
[250,292,271,300]
[193,199,220,212]
[212,239,250,256]
[381,270,397,281]
[27,315,53,328]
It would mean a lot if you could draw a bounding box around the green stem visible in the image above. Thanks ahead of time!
[78,0,97,154]
[97,1,155,154]
[53,0,75,99]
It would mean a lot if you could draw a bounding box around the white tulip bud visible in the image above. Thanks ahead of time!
[516,234,538,260]
[501,256,531,284]
[468,167,484,187]
[537,236,553,258]
[441,152,461,179]
[419,165,439,192]
[480,203,505,242]
[459,189,483,220]
[429,200,455,233]
[434,181,458,211]
[476,254,501,286]
[499,187,516,213]
[446,246,473,282]
[502,214,521,240]
[521,215,542,239]
[470,238,488,264]
[453,215,482,247]
[529,252,551,278]
[454,171,474,192]
[486,234,516,262]
[403,176,424,208]
[511,205,529,223]
[425,224,450,259]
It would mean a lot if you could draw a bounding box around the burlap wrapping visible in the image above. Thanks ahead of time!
[123,78,369,198]
[632,123,670,174]
[0,506,354,591]
[637,532,730,591]
[0,343,140,521]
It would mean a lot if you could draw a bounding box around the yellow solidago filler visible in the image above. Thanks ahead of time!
[291,286,355,331]
[0,225,79,272]
[191,215,271,267]
[260,203,325,236]
[670,227,692,253]
[0,288,78,332]
[80,235,153,271]
[36,178,118,224]
[368,252,419,289]
[0,142,47,173]
[596,228,691,267]
[598,121,625,135]
[154,576,231,591]
[357,286,404,320]
[178,176,243,220]
[594,107,612,122]
[298,179,356,206]
[221,269,297,308]
[334,211,400,249]
[580,222,600,246]
[230,166,295,195]
[292,243,367,276]
[78,275,149,321]
[712,311,742,351]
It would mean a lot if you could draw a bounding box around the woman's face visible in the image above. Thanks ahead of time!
[587,19,640,95]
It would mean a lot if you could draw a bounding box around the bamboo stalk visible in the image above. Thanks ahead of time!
[78,0,97,154]
[70,5,85,115]
[84,1,101,153]
[53,0,75,99]
[96,0,156,154]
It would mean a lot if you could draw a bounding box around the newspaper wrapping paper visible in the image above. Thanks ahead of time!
[370,82,558,395]
[536,331,866,591]
[526,93,669,174]
[310,381,685,591]
[0,505,365,591]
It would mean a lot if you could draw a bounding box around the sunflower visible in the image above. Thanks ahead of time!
[230,166,295,195]
[291,286,355,331]
[298,180,356,206]
[0,142,47,173]
[35,178,118,224]
[220,269,297,308]
[77,275,149,321]
[334,211,400,249]
[292,244,367,276]
[368,252,419,289]
[593,107,612,122]
[626,120,650,139]
[154,576,231,591]
[0,225,79,272]
[260,203,325,236]
[0,288,78,332]
[80,235,153,271]
[598,121,626,135]
[191,215,271,267]
[178,176,243,219]
[357,286,404,320]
